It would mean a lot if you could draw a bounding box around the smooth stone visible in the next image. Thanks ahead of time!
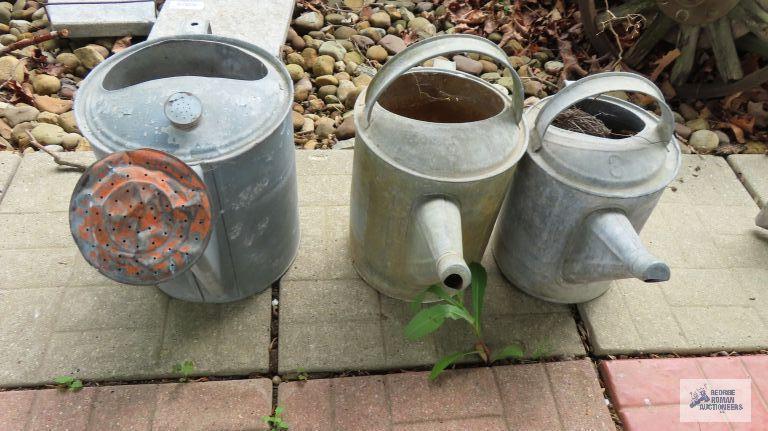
[689,129,719,153]
[416,1,433,12]
[312,55,336,77]
[286,52,306,68]
[714,130,730,145]
[336,116,355,139]
[343,51,364,66]
[674,123,692,139]
[31,122,65,145]
[294,11,324,33]
[301,47,318,68]
[61,132,81,150]
[369,11,391,28]
[318,84,338,99]
[315,117,336,139]
[319,41,347,62]
[350,34,375,50]
[326,13,345,25]
[33,95,72,114]
[337,80,356,104]
[453,55,482,75]
[2,104,39,126]
[366,45,388,62]
[31,74,60,95]
[685,118,709,131]
[287,63,305,81]
[36,111,58,124]
[58,110,78,133]
[678,103,698,121]
[294,77,312,102]
[74,46,104,69]
[359,27,385,42]
[0,55,23,81]
[11,121,35,145]
[408,17,436,38]
[544,60,564,74]
[378,34,406,54]
[0,33,15,45]
[523,79,543,96]
[479,59,498,73]
[316,75,339,86]
[55,52,80,72]
[292,111,304,131]
[480,72,501,82]
[333,26,357,40]
[286,27,305,50]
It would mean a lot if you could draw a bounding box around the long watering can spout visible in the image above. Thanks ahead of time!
[412,197,472,292]
[563,211,670,284]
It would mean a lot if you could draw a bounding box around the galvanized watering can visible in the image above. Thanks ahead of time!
[350,34,528,301]
[492,72,681,304]
[69,33,299,303]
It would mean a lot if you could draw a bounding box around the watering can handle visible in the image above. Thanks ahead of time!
[361,34,524,128]
[531,72,674,151]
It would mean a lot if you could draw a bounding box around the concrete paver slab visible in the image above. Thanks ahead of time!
[0,153,271,387]
[729,155,768,207]
[278,359,615,431]
[279,151,585,374]
[47,0,156,37]
[601,356,768,431]
[0,378,272,430]
[0,152,20,205]
[579,155,768,355]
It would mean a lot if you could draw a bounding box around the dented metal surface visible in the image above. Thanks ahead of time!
[69,149,212,285]
[350,35,528,301]
[493,72,680,304]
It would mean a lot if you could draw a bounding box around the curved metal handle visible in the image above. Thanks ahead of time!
[532,72,674,151]
[361,34,524,128]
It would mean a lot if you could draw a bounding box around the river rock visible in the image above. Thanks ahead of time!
[0,55,23,81]
[453,55,482,75]
[369,11,391,28]
[2,103,39,126]
[366,45,388,62]
[714,130,730,145]
[31,74,60,95]
[674,123,692,140]
[312,55,336,77]
[336,116,355,139]
[33,95,72,114]
[286,63,305,81]
[31,123,65,145]
[334,26,357,40]
[319,41,347,62]
[294,11,324,33]
[61,132,81,150]
[0,33,15,45]
[55,52,80,72]
[36,111,58,124]
[301,47,318,69]
[58,110,78,133]
[74,46,104,69]
[685,118,709,131]
[378,34,406,54]
[678,103,698,121]
[292,111,304,130]
[407,17,435,38]
[523,79,543,96]
[359,27,384,42]
[350,34,375,50]
[544,60,564,74]
[689,129,718,153]
[318,85,337,99]
[316,75,339,86]
[294,77,312,102]
[337,79,356,104]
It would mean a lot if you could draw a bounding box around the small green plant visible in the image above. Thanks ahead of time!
[53,376,83,392]
[173,360,195,383]
[262,406,289,430]
[405,262,524,381]
[296,368,309,381]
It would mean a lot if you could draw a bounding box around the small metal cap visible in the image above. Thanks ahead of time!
[69,149,213,285]
[164,92,202,129]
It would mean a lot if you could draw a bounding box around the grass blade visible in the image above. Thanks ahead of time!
[491,344,524,362]
[469,262,487,324]
[429,351,474,381]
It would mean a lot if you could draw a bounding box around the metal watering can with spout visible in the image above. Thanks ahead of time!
[350,34,528,301]
[492,72,681,304]
[68,31,299,303]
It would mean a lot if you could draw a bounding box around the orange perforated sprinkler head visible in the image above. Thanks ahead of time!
[69,149,213,285]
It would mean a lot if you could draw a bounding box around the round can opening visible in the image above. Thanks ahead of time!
[443,273,465,290]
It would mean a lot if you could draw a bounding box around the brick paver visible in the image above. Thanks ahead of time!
[277,358,615,431]
[0,152,20,204]
[579,155,768,355]
[0,378,273,430]
[279,151,585,374]
[729,155,768,207]
[601,355,768,431]
[0,153,271,387]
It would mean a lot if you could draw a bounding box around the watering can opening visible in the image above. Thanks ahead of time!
[102,39,268,91]
[550,98,647,140]
[376,72,506,124]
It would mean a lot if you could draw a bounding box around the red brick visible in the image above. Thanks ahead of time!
[0,390,35,431]
[278,379,332,431]
[392,417,508,431]
[741,356,768,402]
[89,384,157,430]
[331,375,388,431]
[619,405,729,431]
[600,358,703,408]
[386,368,503,423]
[547,360,615,431]
[153,379,272,431]
[27,387,95,431]
[493,363,561,430]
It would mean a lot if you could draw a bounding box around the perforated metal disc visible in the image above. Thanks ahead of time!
[69,149,213,285]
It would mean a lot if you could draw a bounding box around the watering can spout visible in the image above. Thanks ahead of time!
[412,197,472,292]
[563,211,670,285]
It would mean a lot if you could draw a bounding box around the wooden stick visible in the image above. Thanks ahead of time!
[624,13,675,67]
[0,29,70,55]
[706,17,744,82]
[25,130,87,172]
[670,25,700,86]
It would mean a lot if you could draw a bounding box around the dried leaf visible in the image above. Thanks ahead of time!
[723,91,743,110]
[729,123,746,144]
[112,35,132,54]
[649,48,680,81]
[730,116,755,134]
[7,80,35,105]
